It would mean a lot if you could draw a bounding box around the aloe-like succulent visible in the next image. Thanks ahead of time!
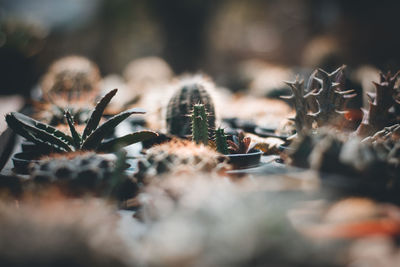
[356,71,400,137]
[6,89,158,153]
[215,128,229,155]
[191,104,209,145]
[166,79,215,138]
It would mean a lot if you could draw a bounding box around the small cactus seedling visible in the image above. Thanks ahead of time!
[227,131,251,154]
[356,71,400,137]
[191,104,209,145]
[6,89,158,153]
[215,128,229,154]
[166,79,215,138]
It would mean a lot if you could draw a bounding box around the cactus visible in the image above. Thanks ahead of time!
[191,104,209,145]
[30,151,138,200]
[6,89,158,153]
[283,66,356,134]
[166,79,215,138]
[287,128,396,181]
[356,71,400,137]
[305,66,356,127]
[215,128,229,154]
[135,139,229,181]
[41,56,101,101]
[281,77,313,135]
[33,96,92,126]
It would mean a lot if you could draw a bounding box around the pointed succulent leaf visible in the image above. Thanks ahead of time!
[98,131,158,153]
[81,108,146,150]
[65,110,82,149]
[9,112,74,146]
[82,88,118,140]
[6,112,72,152]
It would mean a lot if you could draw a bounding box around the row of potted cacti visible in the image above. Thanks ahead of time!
[3,54,400,203]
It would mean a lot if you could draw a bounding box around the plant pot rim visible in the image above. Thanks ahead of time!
[226,149,263,158]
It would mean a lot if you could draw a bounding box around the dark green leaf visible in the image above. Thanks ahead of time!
[98,131,158,152]
[82,88,118,140]
[65,110,82,149]
[6,112,72,152]
[81,108,146,150]
[12,112,74,146]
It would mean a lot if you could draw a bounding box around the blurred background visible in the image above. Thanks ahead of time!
[1,0,400,96]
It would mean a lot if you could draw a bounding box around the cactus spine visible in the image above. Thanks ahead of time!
[191,104,209,145]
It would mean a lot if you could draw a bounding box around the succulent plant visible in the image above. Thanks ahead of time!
[215,128,229,155]
[281,77,313,136]
[135,139,229,181]
[227,131,251,154]
[287,128,394,181]
[6,89,158,153]
[29,151,137,200]
[191,103,209,145]
[305,66,357,127]
[166,79,215,138]
[283,66,356,135]
[356,71,400,137]
[40,56,101,101]
[33,95,92,126]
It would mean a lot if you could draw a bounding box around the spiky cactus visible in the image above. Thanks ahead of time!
[281,77,313,135]
[41,56,101,101]
[215,128,229,154]
[305,66,356,127]
[135,139,229,181]
[191,104,209,145]
[166,80,215,138]
[6,89,158,153]
[356,71,400,137]
[30,151,138,200]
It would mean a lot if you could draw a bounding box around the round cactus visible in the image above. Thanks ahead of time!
[166,79,215,138]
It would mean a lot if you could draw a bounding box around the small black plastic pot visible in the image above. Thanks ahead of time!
[12,152,42,174]
[21,140,54,155]
[227,149,263,169]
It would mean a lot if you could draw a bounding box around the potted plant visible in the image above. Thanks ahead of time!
[216,128,262,169]
[7,88,158,173]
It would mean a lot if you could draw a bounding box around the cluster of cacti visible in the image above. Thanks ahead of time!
[28,152,138,199]
[6,89,158,153]
[166,78,216,138]
[135,139,230,181]
[356,71,400,137]
[287,127,398,181]
[283,66,356,135]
